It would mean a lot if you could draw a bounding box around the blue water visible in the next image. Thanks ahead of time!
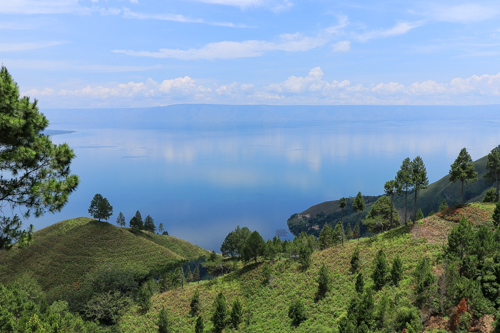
[24,105,500,251]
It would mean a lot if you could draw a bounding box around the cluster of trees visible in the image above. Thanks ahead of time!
[115,210,166,235]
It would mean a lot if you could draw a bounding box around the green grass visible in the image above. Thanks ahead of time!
[0,217,209,291]
[137,231,209,260]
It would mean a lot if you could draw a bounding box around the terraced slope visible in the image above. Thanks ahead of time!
[0,217,208,291]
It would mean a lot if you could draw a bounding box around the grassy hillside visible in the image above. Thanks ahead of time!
[120,202,499,332]
[0,217,209,291]
[288,154,495,236]
[137,230,209,260]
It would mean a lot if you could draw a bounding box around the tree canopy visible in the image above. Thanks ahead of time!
[411,156,428,223]
[449,147,478,204]
[220,225,251,257]
[88,194,113,222]
[0,66,79,249]
[396,157,413,224]
[242,230,266,263]
[484,146,500,201]
[363,196,400,233]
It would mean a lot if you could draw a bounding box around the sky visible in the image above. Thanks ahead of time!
[2,0,500,108]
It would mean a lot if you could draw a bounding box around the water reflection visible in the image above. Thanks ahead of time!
[29,118,500,251]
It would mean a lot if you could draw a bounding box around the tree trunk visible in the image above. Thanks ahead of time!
[390,195,394,228]
[404,189,408,225]
[413,190,418,224]
[461,180,464,204]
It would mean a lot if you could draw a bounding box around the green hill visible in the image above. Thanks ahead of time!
[118,202,498,332]
[0,217,210,291]
[288,154,494,237]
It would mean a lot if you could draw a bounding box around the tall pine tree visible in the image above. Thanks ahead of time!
[384,180,397,228]
[449,148,478,204]
[411,156,429,223]
[353,192,365,240]
[211,292,228,333]
[396,157,413,225]
[484,146,500,201]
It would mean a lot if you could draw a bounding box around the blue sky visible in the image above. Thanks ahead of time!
[2,0,500,108]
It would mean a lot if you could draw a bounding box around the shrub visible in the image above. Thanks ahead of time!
[84,291,131,325]
[288,299,307,327]
[391,255,403,286]
[157,308,170,333]
[483,188,498,203]
[211,292,227,333]
[230,298,243,329]
[351,247,360,273]
[372,249,389,291]
[316,265,329,301]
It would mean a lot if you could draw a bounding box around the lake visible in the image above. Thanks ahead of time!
[30,105,500,251]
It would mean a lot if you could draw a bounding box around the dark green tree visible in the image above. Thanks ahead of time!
[357,288,375,329]
[355,273,364,294]
[288,299,307,327]
[0,66,79,250]
[363,196,400,234]
[262,263,272,284]
[116,212,125,227]
[483,188,498,203]
[332,221,344,246]
[428,210,435,216]
[137,285,152,314]
[396,157,413,225]
[185,265,192,282]
[195,315,204,333]
[384,180,397,228]
[484,147,500,201]
[220,225,251,257]
[449,148,478,204]
[157,307,170,333]
[88,194,113,222]
[353,222,360,240]
[241,230,266,263]
[345,223,353,239]
[158,222,164,235]
[493,201,500,227]
[298,243,313,269]
[193,264,200,284]
[190,290,200,315]
[318,223,333,249]
[230,298,243,329]
[351,247,360,273]
[353,192,366,240]
[415,208,424,221]
[340,197,347,245]
[411,156,429,223]
[316,264,329,301]
[129,210,144,233]
[371,249,389,291]
[439,199,448,212]
[144,215,156,233]
[211,292,228,333]
[391,255,403,286]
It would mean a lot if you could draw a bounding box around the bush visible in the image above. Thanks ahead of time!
[84,291,131,325]
[158,308,170,333]
[371,249,389,291]
[288,299,307,327]
[211,292,227,333]
[230,298,243,329]
[483,188,498,203]
[350,247,360,273]
[391,255,403,286]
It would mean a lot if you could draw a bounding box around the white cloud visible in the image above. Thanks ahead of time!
[0,0,82,14]
[122,8,248,28]
[332,40,350,52]
[355,21,424,42]
[0,41,63,52]
[187,0,293,11]
[428,4,498,23]
[22,68,500,107]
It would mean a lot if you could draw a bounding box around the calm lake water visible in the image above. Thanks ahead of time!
[27,105,500,251]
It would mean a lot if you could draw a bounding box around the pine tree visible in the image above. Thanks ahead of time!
[190,290,200,315]
[351,247,360,273]
[439,199,448,212]
[185,266,193,282]
[242,231,266,263]
[358,288,375,328]
[88,194,113,222]
[298,243,313,269]
[353,222,360,241]
[428,210,435,216]
[411,156,429,223]
[384,180,397,228]
[318,223,333,249]
[415,208,424,221]
[230,298,243,329]
[449,148,478,204]
[158,308,170,333]
[158,222,164,235]
[211,292,228,333]
[346,223,353,239]
[316,265,329,301]
[195,316,204,333]
[353,192,366,239]
[116,212,125,226]
[391,255,403,286]
[193,264,200,284]
[144,215,156,233]
[332,222,344,245]
[493,201,500,227]
[340,197,347,245]
[396,157,413,225]
[262,263,271,284]
[129,210,144,233]
[483,188,498,203]
[355,273,364,294]
[484,147,500,201]
[371,249,389,291]
[363,196,401,233]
